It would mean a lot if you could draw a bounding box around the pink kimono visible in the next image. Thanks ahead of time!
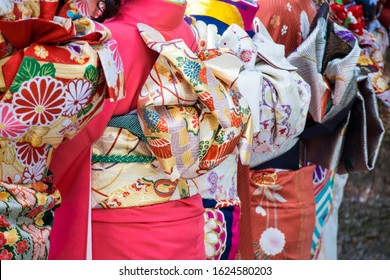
[49,0,204,259]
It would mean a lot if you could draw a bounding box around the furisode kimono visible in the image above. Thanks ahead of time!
[49,0,252,260]
[0,0,123,259]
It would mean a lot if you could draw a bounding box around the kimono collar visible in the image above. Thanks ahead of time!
[111,0,187,30]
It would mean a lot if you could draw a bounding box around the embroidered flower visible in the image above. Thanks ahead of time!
[0,232,6,248]
[252,172,287,203]
[63,79,92,116]
[0,215,10,228]
[36,192,48,206]
[259,227,286,256]
[34,45,48,59]
[240,50,253,63]
[190,114,199,129]
[281,25,288,36]
[0,104,30,139]
[207,171,219,185]
[0,250,13,260]
[16,240,29,255]
[143,109,160,128]
[4,228,18,247]
[0,191,10,201]
[27,206,43,218]
[22,159,47,184]
[34,212,45,227]
[13,76,66,126]
[226,131,236,141]
[15,142,47,167]
[183,59,201,83]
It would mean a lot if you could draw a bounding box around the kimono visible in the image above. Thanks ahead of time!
[50,0,251,260]
[290,1,385,259]
[255,0,318,55]
[0,0,123,259]
[188,0,314,260]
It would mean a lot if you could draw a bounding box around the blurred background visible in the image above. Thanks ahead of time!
[339,133,390,259]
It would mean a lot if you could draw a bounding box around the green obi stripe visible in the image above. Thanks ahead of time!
[92,154,156,163]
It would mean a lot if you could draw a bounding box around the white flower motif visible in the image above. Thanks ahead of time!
[255,205,266,216]
[286,2,292,12]
[63,79,92,116]
[260,227,286,256]
[15,142,48,167]
[22,158,47,184]
[281,25,288,36]
[99,47,119,88]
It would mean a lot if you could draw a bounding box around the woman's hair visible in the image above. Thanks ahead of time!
[93,0,122,22]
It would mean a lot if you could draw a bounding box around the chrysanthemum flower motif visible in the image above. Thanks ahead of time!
[99,47,119,88]
[204,209,227,260]
[0,103,30,139]
[13,76,66,126]
[63,79,92,116]
[22,158,47,184]
[103,39,124,73]
[260,227,286,256]
[15,142,48,167]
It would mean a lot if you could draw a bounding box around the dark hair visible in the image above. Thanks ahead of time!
[93,0,122,23]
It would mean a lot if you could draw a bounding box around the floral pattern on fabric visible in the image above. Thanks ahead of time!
[250,166,316,260]
[256,0,317,55]
[194,154,238,201]
[91,126,199,208]
[203,198,240,260]
[137,23,252,182]
[204,208,227,260]
[0,174,61,260]
[0,0,124,259]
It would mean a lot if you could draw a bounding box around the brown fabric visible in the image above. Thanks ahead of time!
[249,166,316,260]
[256,0,317,56]
[237,160,253,260]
